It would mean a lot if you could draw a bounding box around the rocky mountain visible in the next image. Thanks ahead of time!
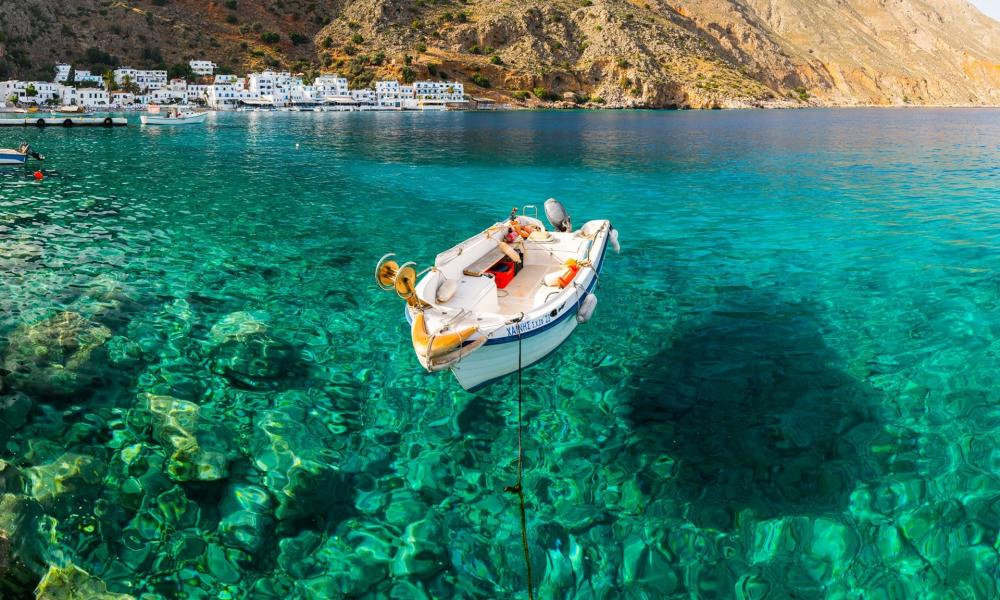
[1,0,999,108]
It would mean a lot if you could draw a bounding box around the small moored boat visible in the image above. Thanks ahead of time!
[376,199,620,391]
[0,143,44,165]
[140,106,207,125]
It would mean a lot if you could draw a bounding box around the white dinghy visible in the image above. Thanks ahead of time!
[376,199,620,391]
[0,143,43,166]
[140,106,207,125]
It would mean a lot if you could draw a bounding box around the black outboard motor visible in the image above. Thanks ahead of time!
[19,144,43,161]
[544,198,572,232]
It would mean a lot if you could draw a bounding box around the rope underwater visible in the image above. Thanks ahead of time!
[504,324,534,600]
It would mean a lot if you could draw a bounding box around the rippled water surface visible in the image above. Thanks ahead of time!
[2,109,1000,598]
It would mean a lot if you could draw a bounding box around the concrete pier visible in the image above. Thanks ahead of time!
[0,116,127,127]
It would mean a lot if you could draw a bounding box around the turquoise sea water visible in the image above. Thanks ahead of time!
[2,109,1000,598]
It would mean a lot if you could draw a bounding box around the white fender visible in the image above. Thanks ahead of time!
[577,294,598,323]
[610,228,620,254]
[436,278,458,303]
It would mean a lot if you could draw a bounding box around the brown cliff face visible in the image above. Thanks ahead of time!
[1,0,999,108]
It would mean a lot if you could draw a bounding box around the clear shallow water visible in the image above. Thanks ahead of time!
[1,109,1000,598]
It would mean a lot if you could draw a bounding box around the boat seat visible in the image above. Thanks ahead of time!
[439,275,499,313]
[463,247,507,277]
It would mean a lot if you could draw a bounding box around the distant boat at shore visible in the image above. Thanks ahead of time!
[0,143,44,165]
[140,107,207,126]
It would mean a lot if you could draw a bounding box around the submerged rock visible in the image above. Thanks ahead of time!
[34,563,134,600]
[217,484,274,555]
[145,395,230,482]
[25,453,106,514]
[251,406,347,520]
[0,393,32,446]
[0,461,24,494]
[2,312,111,398]
[209,312,300,390]
[280,526,390,598]
[209,311,269,343]
[390,514,448,578]
[0,493,57,597]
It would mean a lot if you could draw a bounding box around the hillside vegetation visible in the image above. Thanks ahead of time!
[1,0,999,108]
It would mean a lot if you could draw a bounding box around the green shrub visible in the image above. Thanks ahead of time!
[321,36,332,48]
[416,42,427,53]
[402,66,416,84]
[261,31,280,44]
[224,0,237,8]
[469,44,482,55]
[533,87,557,101]
[371,51,385,66]
[343,44,357,56]
[489,55,502,65]
[403,54,412,66]
[351,33,364,44]
[226,14,238,24]
[290,32,308,45]
[470,73,490,88]
[512,90,529,100]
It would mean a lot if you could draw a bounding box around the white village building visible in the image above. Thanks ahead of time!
[190,60,218,77]
[113,67,168,92]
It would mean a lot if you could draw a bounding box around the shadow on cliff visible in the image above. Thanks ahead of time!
[624,291,882,528]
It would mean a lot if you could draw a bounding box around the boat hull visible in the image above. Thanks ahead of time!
[453,310,581,391]
[140,113,207,125]
[0,151,26,165]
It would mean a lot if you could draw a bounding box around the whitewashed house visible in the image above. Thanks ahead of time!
[414,81,465,103]
[113,67,167,92]
[187,84,211,102]
[109,91,136,107]
[314,75,350,98]
[53,64,104,86]
[190,60,217,77]
[207,79,247,109]
[54,64,72,83]
[0,81,71,105]
[77,88,110,108]
[350,89,376,107]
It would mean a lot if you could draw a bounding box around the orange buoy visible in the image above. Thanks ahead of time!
[33,171,43,180]
[557,260,580,288]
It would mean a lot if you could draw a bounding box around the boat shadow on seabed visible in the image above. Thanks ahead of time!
[624,291,888,530]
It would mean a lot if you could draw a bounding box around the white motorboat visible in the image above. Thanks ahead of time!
[140,107,207,125]
[0,143,43,166]
[376,199,619,391]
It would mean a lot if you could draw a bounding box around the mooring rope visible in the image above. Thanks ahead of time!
[504,326,534,600]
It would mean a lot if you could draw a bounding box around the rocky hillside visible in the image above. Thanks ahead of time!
[1,0,999,108]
